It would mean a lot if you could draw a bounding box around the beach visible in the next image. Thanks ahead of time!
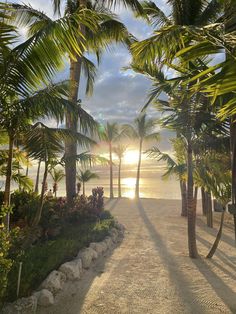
[37,198,236,314]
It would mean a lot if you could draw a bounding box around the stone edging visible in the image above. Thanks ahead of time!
[1,221,125,314]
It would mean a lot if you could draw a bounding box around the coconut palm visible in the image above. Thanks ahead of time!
[76,169,99,196]
[113,144,127,197]
[146,141,187,216]
[7,0,141,204]
[123,113,159,198]
[132,0,224,66]
[49,167,65,197]
[100,122,120,198]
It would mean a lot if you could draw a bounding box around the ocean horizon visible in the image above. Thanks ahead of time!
[0,162,182,199]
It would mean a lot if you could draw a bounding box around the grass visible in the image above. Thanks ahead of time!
[4,218,114,302]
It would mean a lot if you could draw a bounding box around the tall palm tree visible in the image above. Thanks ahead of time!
[49,167,65,197]
[124,113,159,198]
[113,144,127,197]
[8,0,141,204]
[77,169,99,196]
[100,122,120,198]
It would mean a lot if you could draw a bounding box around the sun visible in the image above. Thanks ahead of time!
[123,150,139,165]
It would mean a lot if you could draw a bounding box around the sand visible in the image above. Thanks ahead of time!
[37,198,236,314]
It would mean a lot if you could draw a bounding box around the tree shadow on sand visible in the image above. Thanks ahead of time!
[137,200,236,313]
[137,200,205,313]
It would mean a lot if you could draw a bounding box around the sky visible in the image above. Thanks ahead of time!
[14,0,173,151]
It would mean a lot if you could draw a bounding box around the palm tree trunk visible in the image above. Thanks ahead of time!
[230,117,236,242]
[83,181,85,196]
[206,209,225,258]
[65,0,87,204]
[118,159,121,198]
[109,142,114,198]
[194,186,198,211]
[206,191,213,228]
[33,161,48,226]
[34,160,41,194]
[180,180,187,217]
[3,135,14,231]
[135,139,143,199]
[65,56,82,204]
[187,140,198,258]
[201,187,206,216]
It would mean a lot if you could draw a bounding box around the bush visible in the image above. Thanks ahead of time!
[4,218,114,302]
[0,206,20,307]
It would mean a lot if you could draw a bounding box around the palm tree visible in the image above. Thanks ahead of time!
[100,122,120,198]
[124,113,159,198]
[146,142,187,216]
[113,144,127,197]
[49,167,65,197]
[0,80,80,230]
[24,122,95,226]
[7,0,141,204]
[77,169,99,196]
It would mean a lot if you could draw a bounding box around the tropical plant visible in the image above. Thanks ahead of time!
[76,169,99,196]
[23,122,95,227]
[7,0,141,204]
[123,113,159,198]
[113,144,127,198]
[146,139,187,216]
[49,167,65,197]
[100,122,120,198]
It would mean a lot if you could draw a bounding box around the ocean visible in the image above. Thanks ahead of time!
[0,162,181,199]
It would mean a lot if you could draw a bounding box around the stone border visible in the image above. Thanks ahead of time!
[1,221,125,314]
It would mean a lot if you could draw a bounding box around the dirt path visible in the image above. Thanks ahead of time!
[37,198,236,314]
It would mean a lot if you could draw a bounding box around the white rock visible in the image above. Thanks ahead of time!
[35,289,54,307]
[109,228,119,243]
[77,248,96,269]
[99,241,108,253]
[41,270,66,294]
[2,296,37,314]
[59,259,82,281]
[104,237,113,249]
[90,242,104,255]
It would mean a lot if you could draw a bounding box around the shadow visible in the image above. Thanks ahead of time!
[192,257,236,312]
[197,217,236,248]
[37,241,123,314]
[136,200,206,313]
[197,235,236,273]
[105,198,120,212]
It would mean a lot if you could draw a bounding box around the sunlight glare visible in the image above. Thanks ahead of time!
[123,150,139,165]
[122,177,136,199]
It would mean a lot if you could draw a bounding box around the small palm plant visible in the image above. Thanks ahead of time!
[77,169,99,196]
[24,122,95,226]
[146,141,187,216]
[113,144,127,198]
[49,167,65,197]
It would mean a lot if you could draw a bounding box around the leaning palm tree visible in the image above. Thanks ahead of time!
[77,169,99,196]
[49,167,65,197]
[113,144,127,197]
[100,122,120,198]
[124,113,159,198]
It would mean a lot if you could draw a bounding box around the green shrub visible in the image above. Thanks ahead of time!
[4,218,114,302]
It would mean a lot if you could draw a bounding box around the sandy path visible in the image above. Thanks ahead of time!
[37,198,236,314]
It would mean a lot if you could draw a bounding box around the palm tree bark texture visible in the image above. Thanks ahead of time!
[65,0,86,204]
